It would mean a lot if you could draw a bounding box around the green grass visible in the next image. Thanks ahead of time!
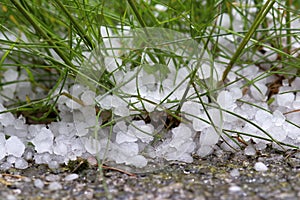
[1,1,300,199]
[1,0,300,163]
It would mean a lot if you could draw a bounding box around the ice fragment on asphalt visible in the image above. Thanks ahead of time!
[263,48,278,62]
[291,77,300,91]
[97,94,113,110]
[53,136,69,156]
[116,130,137,144]
[197,127,220,157]
[6,155,16,164]
[255,110,273,129]
[0,162,12,170]
[65,98,82,109]
[2,69,18,99]
[197,61,211,80]
[171,124,193,147]
[181,101,202,121]
[217,90,235,109]
[5,136,25,157]
[109,142,148,167]
[268,125,287,142]
[244,144,256,156]
[0,133,6,160]
[114,104,130,117]
[254,142,267,151]
[4,69,18,82]
[79,106,97,126]
[229,185,242,193]
[74,122,89,137]
[157,124,195,163]
[82,136,101,154]
[254,161,268,172]
[275,92,294,107]
[80,90,95,105]
[139,69,156,87]
[14,157,28,169]
[199,126,220,146]
[272,110,285,126]
[220,135,240,152]
[70,84,86,98]
[292,93,300,109]
[34,153,52,164]
[192,113,209,132]
[126,155,148,168]
[197,145,214,157]
[57,122,73,135]
[32,127,54,154]
[128,120,154,143]
[0,103,16,127]
[229,87,242,100]
[113,121,127,133]
[250,83,268,101]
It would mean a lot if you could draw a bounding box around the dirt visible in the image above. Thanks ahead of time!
[0,148,300,200]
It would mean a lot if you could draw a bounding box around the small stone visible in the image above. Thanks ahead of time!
[45,174,60,182]
[230,169,240,177]
[34,179,44,189]
[87,156,98,166]
[64,173,79,181]
[48,181,62,190]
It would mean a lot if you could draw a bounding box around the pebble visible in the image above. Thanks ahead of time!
[64,173,79,181]
[87,156,98,166]
[6,195,17,200]
[230,168,240,177]
[48,182,62,191]
[33,179,44,189]
[45,174,60,182]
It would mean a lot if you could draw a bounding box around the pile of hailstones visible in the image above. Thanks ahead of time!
[1,5,300,169]
[0,56,300,170]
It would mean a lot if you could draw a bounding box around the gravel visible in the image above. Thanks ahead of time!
[0,148,299,200]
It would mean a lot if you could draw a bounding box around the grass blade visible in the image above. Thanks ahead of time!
[221,0,276,83]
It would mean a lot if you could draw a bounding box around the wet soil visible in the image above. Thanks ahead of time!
[0,149,300,200]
